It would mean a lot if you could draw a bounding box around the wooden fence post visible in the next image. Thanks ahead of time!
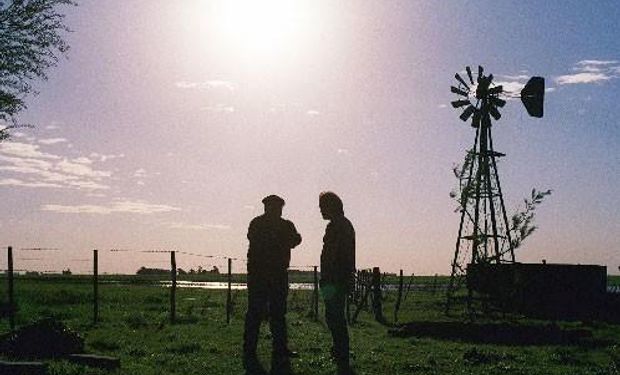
[372,267,385,323]
[7,246,15,331]
[312,266,319,320]
[93,249,99,324]
[394,269,404,323]
[170,251,176,323]
[226,258,232,324]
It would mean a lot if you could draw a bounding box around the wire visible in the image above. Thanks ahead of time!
[18,247,60,251]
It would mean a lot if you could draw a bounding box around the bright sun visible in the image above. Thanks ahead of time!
[207,0,319,62]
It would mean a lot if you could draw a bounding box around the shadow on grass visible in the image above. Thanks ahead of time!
[388,321,608,346]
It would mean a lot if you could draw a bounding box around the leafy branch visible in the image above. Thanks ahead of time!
[509,188,552,251]
[0,0,75,136]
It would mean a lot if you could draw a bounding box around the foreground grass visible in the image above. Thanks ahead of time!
[1,276,619,374]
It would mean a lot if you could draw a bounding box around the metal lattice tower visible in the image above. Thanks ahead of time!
[445,66,545,312]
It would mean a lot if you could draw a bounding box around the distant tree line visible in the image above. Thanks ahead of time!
[136,266,220,275]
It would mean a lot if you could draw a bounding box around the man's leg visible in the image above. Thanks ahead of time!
[244,277,267,371]
[324,285,351,373]
[269,275,290,373]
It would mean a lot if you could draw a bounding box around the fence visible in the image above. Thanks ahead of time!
[0,246,438,331]
[0,246,336,330]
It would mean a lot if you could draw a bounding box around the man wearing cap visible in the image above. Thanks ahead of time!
[243,195,302,375]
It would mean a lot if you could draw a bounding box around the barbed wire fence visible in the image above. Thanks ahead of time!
[0,245,436,332]
[0,245,325,331]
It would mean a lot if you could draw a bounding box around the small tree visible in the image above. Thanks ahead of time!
[0,0,75,137]
[450,151,552,254]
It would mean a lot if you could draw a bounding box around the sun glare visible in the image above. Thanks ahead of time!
[206,0,318,62]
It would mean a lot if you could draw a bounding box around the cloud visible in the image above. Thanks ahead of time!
[202,104,235,113]
[0,141,112,191]
[166,221,231,231]
[56,159,111,178]
[38,138,67,145]
[133,168,147,178]
[45,122,61,130]
[41,200,181,215]
[0,142,60,159]
[306,110,320,116]
[555,72,611,85]
[555,59,620,85]
[498,74,530,81]
[89,152,124,162]
[494,79,527,94]
[576,60,618,66]
[175,80,236,91]
[0,178,63,188]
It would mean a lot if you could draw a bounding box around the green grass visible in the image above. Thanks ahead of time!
[0,276,619,374]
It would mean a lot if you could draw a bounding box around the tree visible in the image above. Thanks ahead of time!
[0,0,75,138]
[450,151,552,253]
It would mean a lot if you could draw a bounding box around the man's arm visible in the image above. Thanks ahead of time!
[286,221,302,249]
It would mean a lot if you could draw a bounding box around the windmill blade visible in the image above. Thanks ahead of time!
[490,96,506,108]
[489,85,503,95]
[454,73,469,89]
[489,105,502,120]
[451,86,469,96]
[520,76,545,118]
[451,99,470,108]
[465,66,474,85]
[459,105,475,121]
[477,66,484,81]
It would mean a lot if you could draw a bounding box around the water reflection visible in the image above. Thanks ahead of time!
[160,280,314,290]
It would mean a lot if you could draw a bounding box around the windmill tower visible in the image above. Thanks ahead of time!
[446,65,544,311]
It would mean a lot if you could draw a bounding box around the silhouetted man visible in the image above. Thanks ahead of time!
[319,191,356,375]
[244,195,302,375]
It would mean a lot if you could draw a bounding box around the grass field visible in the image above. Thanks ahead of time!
[1,275,620,375]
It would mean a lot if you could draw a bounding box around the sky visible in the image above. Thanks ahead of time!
[0,0,619,275]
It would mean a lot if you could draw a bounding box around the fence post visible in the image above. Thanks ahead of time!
[226,258,232,324]
[394,269,404,323]
[432,273,438,294]
[170,251,176,324]
[372,267,385,323]
[313,266,319,320]
[7,246,15,331]
[93,249,99,324]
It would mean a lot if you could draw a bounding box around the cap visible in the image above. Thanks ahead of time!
[262,194,285,207]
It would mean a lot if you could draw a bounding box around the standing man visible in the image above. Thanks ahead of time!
[319,191,356,375]
[244,195,302,375]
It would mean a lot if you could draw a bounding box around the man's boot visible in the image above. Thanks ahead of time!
[271,353,292,375]
[243,353,268,375]
[336,360,356,375]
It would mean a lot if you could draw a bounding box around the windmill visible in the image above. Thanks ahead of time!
[446,65,545,312]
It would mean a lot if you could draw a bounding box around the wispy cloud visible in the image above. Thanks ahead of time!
[0,142,60,159]
[201,104,235,113]
[166,221,231,231]
[0,178,63,188]
[175,80,236,91]
[306,110,320,116]
[38,138,67,145]
[555,59,620,85]
[494,77,528,94]
[89,152,124,162]
[0,141,113,191]
[41,200,181,215]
